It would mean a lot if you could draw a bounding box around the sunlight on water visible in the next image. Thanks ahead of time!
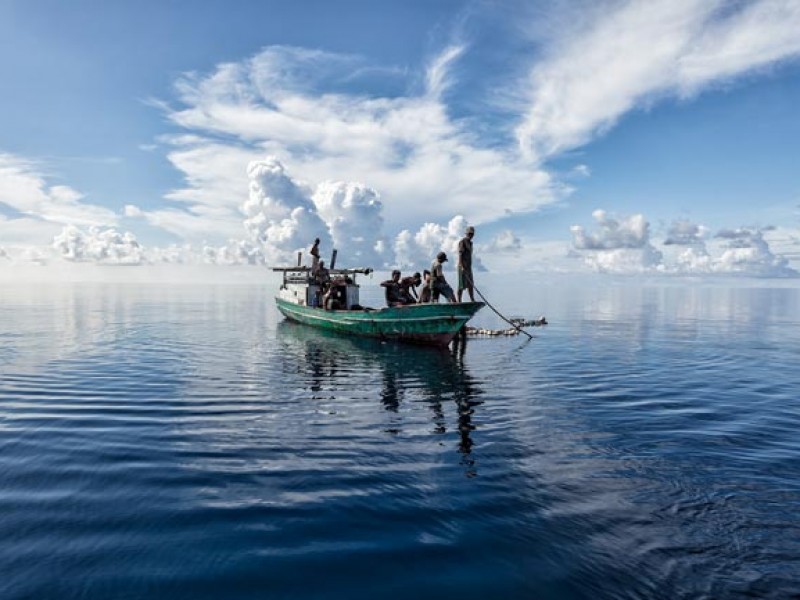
[1,281,799,599]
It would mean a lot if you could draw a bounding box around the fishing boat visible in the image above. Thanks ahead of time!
[273,262,484,346]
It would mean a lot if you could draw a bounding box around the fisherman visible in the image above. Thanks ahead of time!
[418,270,432,303]
[380,270,404,306]
[429,252,456,303]
[323,276,347,310]
[398,272,422,304]
[457,226,476,302]
[309,237,321,277]
[314,259,329,308]
[317,259,330,287]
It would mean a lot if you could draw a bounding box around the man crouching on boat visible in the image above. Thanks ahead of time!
[430,252,456,303]
[381,270,403,306]
[381,270,421,307]
[399,272,422,304]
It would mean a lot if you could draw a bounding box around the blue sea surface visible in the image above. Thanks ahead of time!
[1,279,799,599]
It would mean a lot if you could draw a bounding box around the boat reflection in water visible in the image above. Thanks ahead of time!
[276,321,484,475]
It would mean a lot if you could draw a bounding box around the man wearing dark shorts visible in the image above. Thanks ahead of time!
[457,226,475,302]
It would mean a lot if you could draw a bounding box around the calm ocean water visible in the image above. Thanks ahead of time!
[1,278,799,599]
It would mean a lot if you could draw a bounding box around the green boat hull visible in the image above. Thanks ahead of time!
[275,298,485,346]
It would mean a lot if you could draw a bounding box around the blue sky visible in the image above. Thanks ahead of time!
[1,0,799,276]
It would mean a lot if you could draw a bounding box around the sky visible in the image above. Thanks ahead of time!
[1,0,800,278]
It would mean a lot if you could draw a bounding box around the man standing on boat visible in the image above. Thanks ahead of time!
[457,226,475,302]
[309,238,321,277]
[430,252,456,303]
[419,270,432,303]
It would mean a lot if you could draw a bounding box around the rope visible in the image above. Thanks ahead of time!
[464,270,533,340]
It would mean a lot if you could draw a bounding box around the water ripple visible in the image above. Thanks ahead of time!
[1,283,800,598]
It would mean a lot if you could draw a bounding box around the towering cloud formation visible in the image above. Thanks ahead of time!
[241,156,389,267]
[242,158,331,265]
[312,181,386,267]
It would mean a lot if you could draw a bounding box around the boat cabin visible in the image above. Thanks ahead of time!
[273,266,373,310]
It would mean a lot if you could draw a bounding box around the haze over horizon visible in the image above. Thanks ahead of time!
[1,0,799,278]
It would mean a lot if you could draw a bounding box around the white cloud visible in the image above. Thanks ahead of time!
[570,211,798,276]
[515,0,800,160]
[202,240,265,266]
[571,164,591,178]
[571,209,655,250]
[0,153,118,229]
[393,215,485,271]
[124,204,144,218]
[661,219,798,277]
[0,215,63,245]
[584,246,666,274]
[45,224,269,268]
[710,227,796,277]
[312,181,387,267]
[664,218,710,245]
[159,45,559,240]
[484,230,522,254]
[242,157,331,266]
[52,225,145,265]
[570,210,664,272]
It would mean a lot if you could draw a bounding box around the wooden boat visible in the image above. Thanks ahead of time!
[273,264,484,346]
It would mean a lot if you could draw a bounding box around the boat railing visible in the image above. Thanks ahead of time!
[272,266,373,286]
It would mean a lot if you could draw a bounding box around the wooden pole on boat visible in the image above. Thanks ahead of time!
[330,249,338,270]
[297,251,302,267]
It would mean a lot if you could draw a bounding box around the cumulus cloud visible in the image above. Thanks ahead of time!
[393,215,485,271]
[516,0,800,160]
[52,225,145,265]
[240,156,394,268]
[661,219,797,277]
[711,227,796,277]
[664,219,710,245]
[570,210,664,272]
[312,181,387,267]
[201,240,265,266]
[570,211,797,276]
[46,224,268,268]
[242,157,331,266]
[571,209,656,249]
[484,230,522,253]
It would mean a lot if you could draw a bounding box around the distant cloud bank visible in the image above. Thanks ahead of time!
[570,211,798,277]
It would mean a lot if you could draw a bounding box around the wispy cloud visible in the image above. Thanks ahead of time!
[0,154,118,229]
[154,44,559,244]
[515,0,800,160]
